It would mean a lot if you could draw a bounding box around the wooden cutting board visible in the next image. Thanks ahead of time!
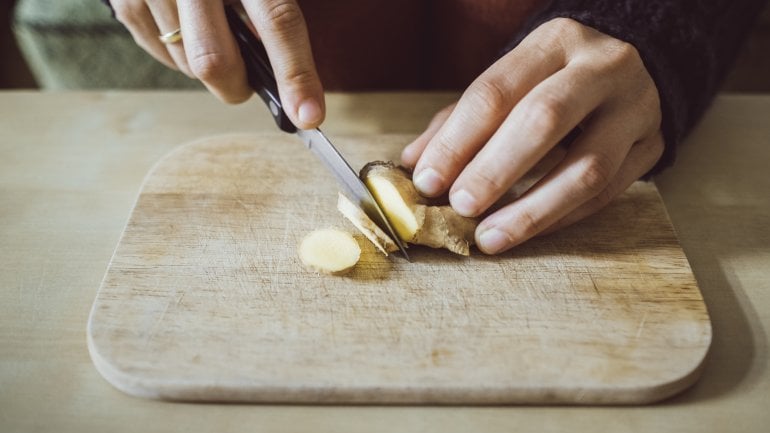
[87,133,711,404]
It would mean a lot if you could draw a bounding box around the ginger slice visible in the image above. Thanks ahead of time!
[298,228,361,275]
[337,192,398,256]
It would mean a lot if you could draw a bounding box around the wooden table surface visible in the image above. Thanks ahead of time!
[1,91,768,432]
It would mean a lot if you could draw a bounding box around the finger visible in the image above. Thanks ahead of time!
[401,103,456,169]
[542,131,665,234]
[145,0,193,76]
[112,0,177,70]
[474,108,639,255]
[177,0,252,103]
[411,31,567,197]
[449,63,610,218]
[244,0,324,128]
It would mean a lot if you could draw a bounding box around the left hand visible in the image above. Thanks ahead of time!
[401,18,665,254]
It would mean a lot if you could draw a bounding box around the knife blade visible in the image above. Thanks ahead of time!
[225,5,409,259]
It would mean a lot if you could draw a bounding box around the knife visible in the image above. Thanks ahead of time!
[224,5,409,260]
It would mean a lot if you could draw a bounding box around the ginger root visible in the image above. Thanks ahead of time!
[298,228,361,275]
[360,161,478,256]
[300,162,478,275]
[337,192,399,255]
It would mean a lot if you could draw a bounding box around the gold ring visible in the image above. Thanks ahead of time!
[159,28,182,44]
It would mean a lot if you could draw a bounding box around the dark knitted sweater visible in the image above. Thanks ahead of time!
[503,0,769,175]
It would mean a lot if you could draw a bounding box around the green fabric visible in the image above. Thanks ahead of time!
[13,0,201,89]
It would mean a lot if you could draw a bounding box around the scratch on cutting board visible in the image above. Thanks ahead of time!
[234,197,253,213]
[144,283,186,344]
[588,272,601,298]
[175,290,186,306]
[145,298,173,345]
[281,213,299,246]
[308,194,320,223]
[635,312,648,339]
[281,195,320,245]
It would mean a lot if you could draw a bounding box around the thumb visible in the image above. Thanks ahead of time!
[244,0,325,129]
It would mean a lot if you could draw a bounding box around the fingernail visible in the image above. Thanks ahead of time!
[450,189,479,217]
[413,168,443,196]
[298,99,322,126]
[477,227,510,254]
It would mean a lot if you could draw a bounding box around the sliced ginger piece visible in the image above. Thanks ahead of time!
[299,228,361,275]
[364,174,422,241]
[361,161,426,242]
[360,161,479,256]
[337,192,398,255]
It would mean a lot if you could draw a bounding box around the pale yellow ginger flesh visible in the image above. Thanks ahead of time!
[337,193,398,255]
[298,229,361,275]
[364,175,420,241]
[360,161,479,256]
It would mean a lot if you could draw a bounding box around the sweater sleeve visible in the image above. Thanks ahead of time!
[503,0,769,177]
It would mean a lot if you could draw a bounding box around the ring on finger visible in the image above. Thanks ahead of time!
[159,28,182,44]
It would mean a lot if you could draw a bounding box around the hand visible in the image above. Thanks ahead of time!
[111,0,325,128]
[401,18,665,254]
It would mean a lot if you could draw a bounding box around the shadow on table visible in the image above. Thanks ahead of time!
[655,99,769,404]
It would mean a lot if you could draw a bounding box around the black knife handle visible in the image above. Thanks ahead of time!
[225,5,297,133]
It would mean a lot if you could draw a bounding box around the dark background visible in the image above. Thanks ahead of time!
[2,0,768,91]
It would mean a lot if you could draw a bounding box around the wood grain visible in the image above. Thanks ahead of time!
[86,133,711,404]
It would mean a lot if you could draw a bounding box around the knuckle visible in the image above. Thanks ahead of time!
[516,208,547,238]
[592,185,616,209]
[112,0,143,26]
[221,90,252,105]
[431,134,467,168]
[523,93,567,137]
[188,51,237,84]
[547,17,578,34]
[519,23,564,62]
[436,103,456,120]
[576,152,616,196]
[600,40,643,76]
[644,133,666,162]
[466,78,509,118]
[610,40,641,64]
[424,104,454,132]
[614,87,661,136]
[467,168,507,196]
[652,136,665,160]
[639,87,663,129]
[545,17,582,41]
[281,67,317,90]
[260,0,305,32]
[618,85,662,135]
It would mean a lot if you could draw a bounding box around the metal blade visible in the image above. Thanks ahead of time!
[296,128,409,260]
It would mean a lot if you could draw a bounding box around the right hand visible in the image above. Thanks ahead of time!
[111,0,325,128]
